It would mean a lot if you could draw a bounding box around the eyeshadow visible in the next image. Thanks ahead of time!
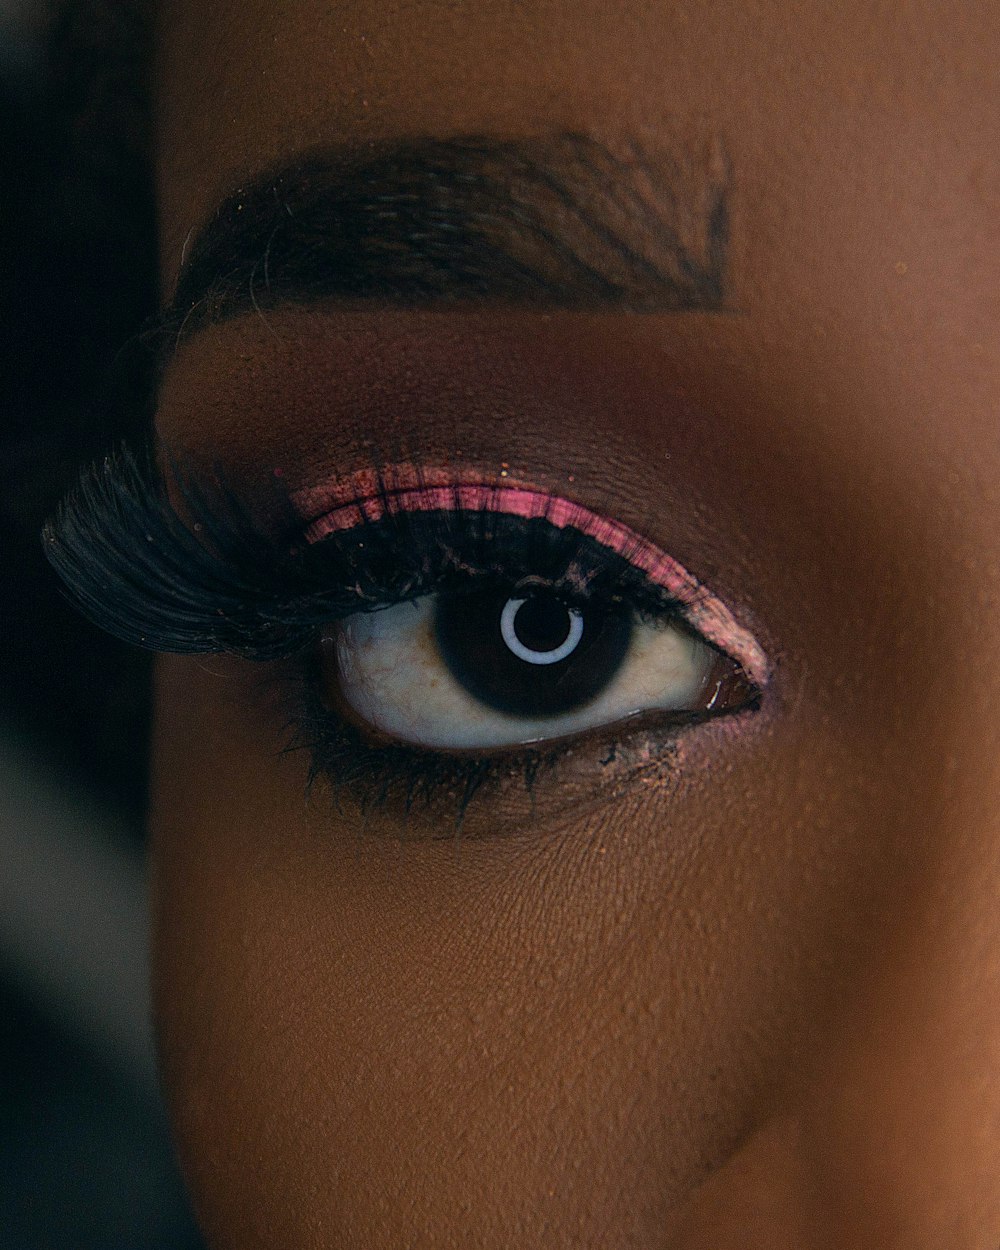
[292,464,769,687]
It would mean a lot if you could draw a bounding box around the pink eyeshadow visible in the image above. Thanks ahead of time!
[292,468,769,686]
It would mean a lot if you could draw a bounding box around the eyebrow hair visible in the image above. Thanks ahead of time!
[160,132,732,346]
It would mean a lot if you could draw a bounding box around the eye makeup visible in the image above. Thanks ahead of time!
[44,443,767,822]
[293,463,769,689]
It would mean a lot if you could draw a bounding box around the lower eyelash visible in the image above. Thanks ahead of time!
[269,641,749,833]
[261,645,557,824]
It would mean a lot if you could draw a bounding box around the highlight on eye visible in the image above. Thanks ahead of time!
[42,446,768,817]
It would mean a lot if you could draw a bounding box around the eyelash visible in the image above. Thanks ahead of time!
[44,445,759,823]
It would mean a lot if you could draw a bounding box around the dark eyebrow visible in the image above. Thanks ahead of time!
[161,132,732,347]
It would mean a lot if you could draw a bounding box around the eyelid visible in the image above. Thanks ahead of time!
[292,465,770,687]
[43,443,768,692]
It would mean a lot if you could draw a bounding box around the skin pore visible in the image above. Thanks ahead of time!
[150,2,1000,1246]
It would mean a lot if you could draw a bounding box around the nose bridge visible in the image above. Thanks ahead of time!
[668,728,1000,1250]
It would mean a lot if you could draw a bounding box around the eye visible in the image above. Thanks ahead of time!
[323,583,752,750]
[43,449,768,818]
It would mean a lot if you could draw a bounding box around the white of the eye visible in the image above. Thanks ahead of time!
[499,597,584,666]
[329,596,715,750]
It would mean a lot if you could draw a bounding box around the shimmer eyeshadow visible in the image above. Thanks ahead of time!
[292,464,769,686]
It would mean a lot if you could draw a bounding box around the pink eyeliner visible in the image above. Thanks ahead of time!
[291,466,769,687]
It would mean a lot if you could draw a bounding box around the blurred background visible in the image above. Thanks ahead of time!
[1,0,204,1243]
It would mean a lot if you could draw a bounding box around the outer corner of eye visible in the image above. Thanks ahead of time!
[317,586,764,753]
[699,643,763,718]
[682,603,769,717]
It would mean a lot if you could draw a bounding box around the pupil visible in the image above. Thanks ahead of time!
[434,586,633,719]
[512,596,571,654]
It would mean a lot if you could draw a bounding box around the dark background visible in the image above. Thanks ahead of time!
[2,1,203,1244]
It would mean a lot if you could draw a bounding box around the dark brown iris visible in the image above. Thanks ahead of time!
[434,588,632,717]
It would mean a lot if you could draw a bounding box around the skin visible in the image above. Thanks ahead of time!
[151,2,1000,1246]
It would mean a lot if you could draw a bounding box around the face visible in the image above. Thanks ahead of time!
[142,2,1000,1245]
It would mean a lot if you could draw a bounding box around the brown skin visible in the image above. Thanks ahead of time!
[152,3,1000,1246]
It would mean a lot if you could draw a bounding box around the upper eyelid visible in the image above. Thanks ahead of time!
[292,466,769,687]
[42,445,768,690]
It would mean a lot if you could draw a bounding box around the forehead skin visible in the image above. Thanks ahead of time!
[152,3,1000,1248]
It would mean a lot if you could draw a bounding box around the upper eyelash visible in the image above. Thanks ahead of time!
[42,445,766,689]
[44,445,307,658]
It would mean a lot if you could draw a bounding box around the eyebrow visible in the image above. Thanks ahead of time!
[160,132,732,347]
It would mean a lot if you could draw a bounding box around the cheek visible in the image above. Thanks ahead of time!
[148,645,924,1248]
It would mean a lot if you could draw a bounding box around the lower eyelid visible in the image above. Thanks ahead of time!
[307,705,748,840]
[254,630,759,836]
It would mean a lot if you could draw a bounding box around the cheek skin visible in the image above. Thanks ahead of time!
[148,377,1000,1248]
[149,657,754,1245]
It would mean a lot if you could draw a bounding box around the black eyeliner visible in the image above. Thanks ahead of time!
[42,443,696,658]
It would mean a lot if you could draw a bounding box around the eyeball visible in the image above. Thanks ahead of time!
[323,585,752,751]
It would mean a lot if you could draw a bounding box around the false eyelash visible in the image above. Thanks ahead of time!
[41,443,696,659]
[43,444,756,824]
